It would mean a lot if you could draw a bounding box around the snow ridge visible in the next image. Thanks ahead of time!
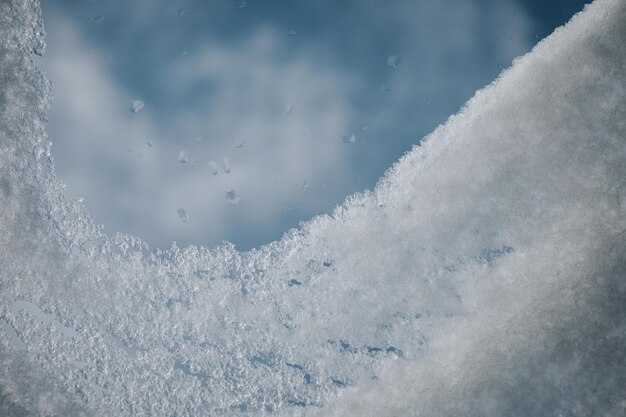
[0,0,625,416]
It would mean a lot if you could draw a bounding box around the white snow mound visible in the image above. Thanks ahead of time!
[0,0,625,416]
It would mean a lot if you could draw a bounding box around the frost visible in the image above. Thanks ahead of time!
[1,0,625,416]
[0,322,26,351]
[223,156,231,173]
[287,30,297,38]
[283,104,293,116]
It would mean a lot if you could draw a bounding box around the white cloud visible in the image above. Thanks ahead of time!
[41,0,535,250]
[42,13,359,249]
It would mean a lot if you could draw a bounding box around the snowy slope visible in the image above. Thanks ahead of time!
[0,0,624,416]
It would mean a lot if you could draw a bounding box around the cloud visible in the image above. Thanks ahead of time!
[40,0,535,250]
[42,12,360,249]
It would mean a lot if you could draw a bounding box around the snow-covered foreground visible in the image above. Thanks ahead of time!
[1,0,624,415]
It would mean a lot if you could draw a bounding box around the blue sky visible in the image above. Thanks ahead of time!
[38,0,588,250]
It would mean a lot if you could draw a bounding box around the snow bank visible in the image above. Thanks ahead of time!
[0,0,624,415]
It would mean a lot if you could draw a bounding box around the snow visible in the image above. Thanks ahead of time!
[129,100,144,113]
[0,0,624,416]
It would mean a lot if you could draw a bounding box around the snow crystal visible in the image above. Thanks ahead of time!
[129,99,144,113]
[225,190,240,204]
[177,149,189,163]
[386,55,401,68]
[223,156,231,173]
[177,208,188,223]
[208,160,219,175]
[0,0,625,416]
[342,133,356,143]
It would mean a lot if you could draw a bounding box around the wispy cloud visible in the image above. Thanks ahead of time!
[41,0,535,250]
[42,12,360,249]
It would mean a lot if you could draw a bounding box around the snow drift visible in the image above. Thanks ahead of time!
[0,0,625,416]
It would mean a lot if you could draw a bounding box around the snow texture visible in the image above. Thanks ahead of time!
[0,0,625,416]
